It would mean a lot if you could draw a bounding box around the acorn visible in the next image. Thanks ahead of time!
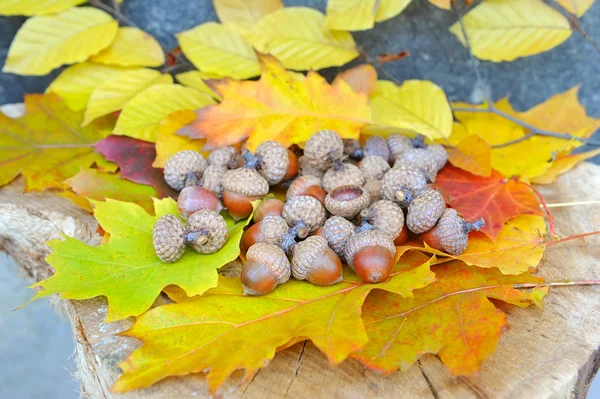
[411,134,448,171]
[364,136,390,162]
[322,216,355,259]
[359,155,390,181]
[286,175,326,204]
[201,165,227,197]
[344,229,396,284]
[177,186,223,220]
[152,215,186,263]
[421,209,485,255]
[291,236,343,286]
[283,150,299,181]
[164,150,207,191]
[208,146,238,168]
[255,141,289,185]
[406,189,446,234]
[222,168,269,221]
[325,185,371,219]
[303,130,344,170]
[387,134,412,160]
[253,198,285,223]
[282,195,326,235]
[394,225,410,245]
[241,243,291,295]
[363,179,383,203]
[343,138,364,160]
[185,209,228,254]
[298,155,325,178]
[381,164,428,207]
[395,148,438,182]
[360,200,405,241]
[322,162,365,192]
[241,215,289,253]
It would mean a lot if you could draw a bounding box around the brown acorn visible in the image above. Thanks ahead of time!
[322,162,365,192]
[222,168,269,221]
[283,150,299,181]
[242,243,291,295]
[201,165,227,197]
[381,164,428,207]
[255,141,289,185]
[406,189,446,234]
[394,225,410,245]
[164,150,207,191]
[322,216,355,259]
[282,195,326,234]
[421,209,485,255]
[325,185,370,219]
[359,155,390,181]
[303,130,344,170]
[241,215,289,253]
[298,155,325,178]
[253,198,285,223]
[185,209,228,254]
[387,134,412,160]
[363,179,383,204]
[286,175,326,205]
[291,236,343,286]
[360,200,405,241]
[395,148,438,182]
[152,215,186,263]
[344,229,396,284]
[364,136,390,161]
[208,146,238,168]
[177,186,223,220]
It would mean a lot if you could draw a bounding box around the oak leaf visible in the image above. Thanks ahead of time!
[89,27,165,67]
[28,198,252,321]
[433,165,543,240]
[179,54,371,151]
[153,110,206,168]
[213,0,283,28]
[353,260,547,375]
[112,253,436,393]
[332,64,378,95]
[0,94,114,190]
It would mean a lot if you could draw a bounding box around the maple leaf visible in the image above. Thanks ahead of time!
[112,253,436,393]
[27,198,253,321]
[0,93,114,190]
[447,134,491,177]
[434,164,543,240]
[353,260,547,375]
[531,148,600,185]
[153,110,206,168]
[178,54,371,151]
[95,135,177,198]
[397,215,546,275]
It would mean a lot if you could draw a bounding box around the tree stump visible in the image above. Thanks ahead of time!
[1,164,599,399]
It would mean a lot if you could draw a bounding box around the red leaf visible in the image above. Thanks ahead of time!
[433,165,543,240]
[95,136,177,198]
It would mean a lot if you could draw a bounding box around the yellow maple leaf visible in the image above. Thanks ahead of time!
[89,27,165,67]
[179,54,372,151]
[531,148,600,185]
[447,134,492,177]
[213,0,283,28]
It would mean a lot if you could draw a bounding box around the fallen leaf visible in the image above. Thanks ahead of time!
[0,94,114,190]
[95,135,177,198]
[428,0,450,9]
[353,260,547,375]
[89,27,165,67]
[376,51,410,64]
[555,0,594,16]
[113,84,215,142]
[65,168,158,213]
[3,7,118,75]
[397,215,547,275]
[325,0,377,31]
[434,165,543,240]
[248,7,359,71]
[83,69,173,126]
[175,71,223,100]
[153,110,206,168]
[449,0,572,62]
[374,0,412,22]
[0,0,86,15]
[112,253,436,393]
[180,54,371,151]
[332,64,378,95]
[447,135,492,176]
[28,198,253,321]
[177,22,259,79]
[214,0,283,28]
[531,148,600,184]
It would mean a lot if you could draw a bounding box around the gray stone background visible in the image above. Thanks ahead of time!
[1,1,599,398]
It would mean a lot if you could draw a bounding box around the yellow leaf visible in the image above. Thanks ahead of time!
[89,27,165,67]
[447,135,492,177]
[175,71,223,100]
[555,0,595,16]
[214,0,283,28]
[369,80,453,140]
[325,0,377,31]
[449,0,572,62]
[374,0,412,22]
[46,63,127,111]
[83,69,172,126]
[0,0,86,15]
[153,110,206,168]
[249,7,359,71]
[113,84,215,142]
[177,22,259,79]
[531,148,600,184]
[3,7,118,75]
[428,0,450,9]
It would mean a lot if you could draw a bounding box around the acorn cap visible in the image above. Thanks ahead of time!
[325,185,371,219]
[298,155,325,178]
[360,200,404,240]
[387,134,412,160]
[395,148,438,182]
[381,164,428,207]
[363,179,383,204]
[243,243,291,295]
[322,162,365,192]
[208,146,238,168]
[164,150,207,191]
[364,136,390,161]
[259,215,290,250]
[343,138,363,160]
[256,141,289,185]
[222,168,269,197]
[201,165,227,197]
[291,236,342,285]
[282,195,326,233]
[406,189,446,234]
[286,175,323,200]
[344,229,396,270]
[427,209,485,255]
[303,130,344,170]
[186,209,228,254]
[427,143,448,171]
[323,216,356,258]
[152,215,186,263]
[359,155,390,181]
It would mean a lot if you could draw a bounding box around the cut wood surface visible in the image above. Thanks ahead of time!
[1,164,599,399]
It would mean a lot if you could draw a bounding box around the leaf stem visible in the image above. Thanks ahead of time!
[89,0,140,28]
[543,200,600,208]
[517,181,556,237]
[514,280,600,289]
[545,230,600,246]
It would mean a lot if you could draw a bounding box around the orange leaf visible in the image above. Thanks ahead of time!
[434,164,543,240]
[447,134,491,176]
[353,260,547,375]
[112,252,435,394]
[178,54,371,151]
[332,64,377,95]
[531,148,600,184]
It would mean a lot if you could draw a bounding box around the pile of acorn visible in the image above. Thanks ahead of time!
[152,130,485,295]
